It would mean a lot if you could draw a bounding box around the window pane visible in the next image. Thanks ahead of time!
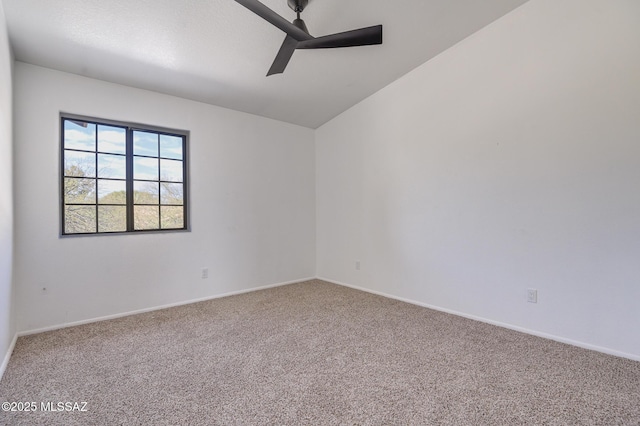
[134,181,159,204]
[133,131,158,157]
[161,206,184,229]
[65,205,96,234]
[134,157,158,180]
[98,206,127,232]
[64,120,96,152]
[64,178,96,204]
[160,159,183,182]
[65,150,95,177]
[98,125,126,154]
[98,180,126,204]
[160,183,183,205]
[134,206,159,230]
[160,135,183,160]
[98,154,126,179]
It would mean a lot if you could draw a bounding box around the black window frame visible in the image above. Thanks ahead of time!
[60,113,190,236]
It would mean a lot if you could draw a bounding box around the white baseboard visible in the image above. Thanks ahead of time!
[0,333,18,382]
[317,276,640,362]
[18,277,316,337]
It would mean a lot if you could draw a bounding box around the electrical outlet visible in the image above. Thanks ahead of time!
[527,288,538,303]
[355,261,361,270]
[201,268,209,279]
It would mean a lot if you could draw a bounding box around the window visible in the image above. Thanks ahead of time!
[61,115,188,235]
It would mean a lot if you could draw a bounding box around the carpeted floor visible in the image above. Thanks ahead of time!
[1,279,639,425]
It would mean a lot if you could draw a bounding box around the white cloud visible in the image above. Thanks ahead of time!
[98,154,126,179]
[134,157,159,180]
[65,129,95,150]
[98,130,126,154]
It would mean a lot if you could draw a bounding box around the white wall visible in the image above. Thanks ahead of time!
[0,2,15,373]
[8,0,640,362]
[13,63,315,332]
[316,0,640,358]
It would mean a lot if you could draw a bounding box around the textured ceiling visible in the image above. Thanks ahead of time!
[2,0,529,128]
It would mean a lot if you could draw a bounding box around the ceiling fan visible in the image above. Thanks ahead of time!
[235,0,383,76]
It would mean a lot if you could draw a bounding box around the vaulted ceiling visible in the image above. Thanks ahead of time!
[2,0,529,128]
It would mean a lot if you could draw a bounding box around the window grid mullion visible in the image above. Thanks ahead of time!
[125,128,135,232]
[157,137,161,229]
[94,131,99,233]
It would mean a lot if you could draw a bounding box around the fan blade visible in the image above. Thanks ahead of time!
[267,35,298,76]
[235,0,313,41]
[296,25,382,49]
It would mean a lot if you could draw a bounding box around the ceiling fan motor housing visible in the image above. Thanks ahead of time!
[288,0,308,12]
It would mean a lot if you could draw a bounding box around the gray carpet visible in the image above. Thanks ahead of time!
[1,279,639,425]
